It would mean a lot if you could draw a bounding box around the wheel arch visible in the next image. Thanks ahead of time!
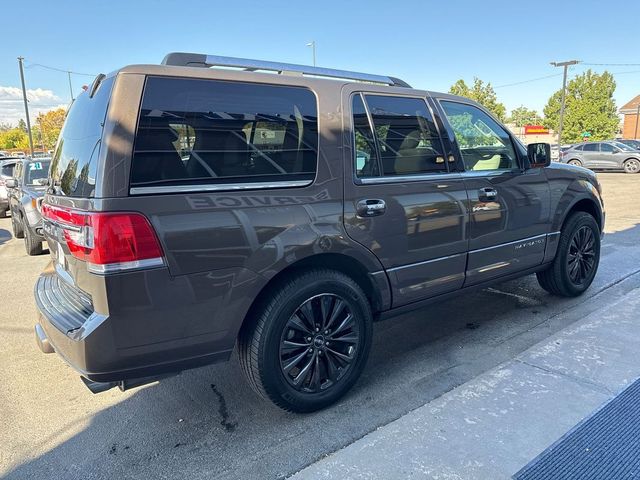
[558,197,603,232]
[237,253,387,340]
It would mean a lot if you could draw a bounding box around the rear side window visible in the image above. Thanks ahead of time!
[50,76,114,197]
[583,143,598,152]
[130,77,319,192]
[354,95,446,177]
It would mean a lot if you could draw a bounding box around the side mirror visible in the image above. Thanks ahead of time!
[527,143,551,168]
[5,178,17,188]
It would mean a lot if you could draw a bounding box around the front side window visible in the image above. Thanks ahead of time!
[441,101,517,172]
[130,77,319,191]
[600,143,615,153]
[365,95,446,176]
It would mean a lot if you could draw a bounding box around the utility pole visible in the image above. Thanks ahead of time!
[550,60,580,148]
[17,56,34,156]
[634,103,640,140]
[67,71,74,101]
[306,41,316,66]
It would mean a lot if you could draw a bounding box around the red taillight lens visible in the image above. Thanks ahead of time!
[42,204,164,273]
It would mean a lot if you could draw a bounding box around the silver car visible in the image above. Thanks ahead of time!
[561,141,640,173]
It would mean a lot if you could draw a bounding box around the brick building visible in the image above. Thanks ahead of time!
[620,94,640,139]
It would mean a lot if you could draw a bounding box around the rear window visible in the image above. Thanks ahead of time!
[130,77,318,193]
[49,76,114,197]
[25,161,51,185]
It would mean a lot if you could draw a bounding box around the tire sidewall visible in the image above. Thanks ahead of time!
[624,159,639,174]
[258,274,372,412]
[557,214,600,295]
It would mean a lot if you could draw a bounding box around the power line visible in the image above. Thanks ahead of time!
[582,62,640,67]
[494,73,562,89]
[24,61,97,77]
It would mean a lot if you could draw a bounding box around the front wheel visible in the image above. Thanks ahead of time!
[537,212,600,297]
[568,159,582,167]
[11,213,24,239]
[624,158,640,174]
[238,269,373,413]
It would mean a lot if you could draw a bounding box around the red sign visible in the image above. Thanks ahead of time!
[524,125,550,135]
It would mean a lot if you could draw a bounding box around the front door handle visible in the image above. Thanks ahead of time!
[356,199,386,217]
[478,187,498,201]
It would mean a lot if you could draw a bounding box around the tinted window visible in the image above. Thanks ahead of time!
[363,95,445,176]
[600,143,615,153]
[50,76,114,197]
[583,143,598,152]
[130,77,318,190]
[1,161,16,177]
[352,94,379,177]
[441,101,517,171]
[572,145,584,151]
[25,161,51,185]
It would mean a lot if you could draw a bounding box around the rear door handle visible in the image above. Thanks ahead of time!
[478,187,498,201]
[356,199,386,217]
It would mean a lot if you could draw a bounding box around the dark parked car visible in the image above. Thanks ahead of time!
[7,158,50,254]
[0,158,19,217]
[561,141,640,173]
[34,53,605,412]
[614,139,640,150]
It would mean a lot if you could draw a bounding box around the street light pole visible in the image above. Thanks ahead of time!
[306,41,316,66]
[550,60,580,149]
[67,71,74,101]
[17,56,34,157]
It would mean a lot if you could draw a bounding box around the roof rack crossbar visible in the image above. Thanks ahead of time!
[161,52,411,87]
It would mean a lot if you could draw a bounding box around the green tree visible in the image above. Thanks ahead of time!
[17,119,27,132]
[543,70,618,143]
[509,106,540,127]
[449,78,506,121]
[0,128,29,150]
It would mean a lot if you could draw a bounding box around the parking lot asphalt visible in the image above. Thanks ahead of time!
[1,173,639,480]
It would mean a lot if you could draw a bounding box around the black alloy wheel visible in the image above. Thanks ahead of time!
[566,225,596,286]
[279,293,360,393]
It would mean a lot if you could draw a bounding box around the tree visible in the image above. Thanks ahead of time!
[449,78,506,121]
[35,108,66,150]
[0,128,29,150]
[543,70,618,143]
[509,106,540,127]
[17,119,27,132]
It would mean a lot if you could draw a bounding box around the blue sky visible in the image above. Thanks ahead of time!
[2,0,639,125]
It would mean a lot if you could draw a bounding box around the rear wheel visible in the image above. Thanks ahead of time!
[568,159,582,167]
[623,158,640,174]
[537,211,600,297]
[11,212,24,239]
[24,226,43,255]
[238,269,373,413]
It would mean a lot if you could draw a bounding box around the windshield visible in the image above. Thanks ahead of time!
[26,161,51,185]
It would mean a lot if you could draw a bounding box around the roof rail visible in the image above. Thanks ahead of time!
[161,52,411,88]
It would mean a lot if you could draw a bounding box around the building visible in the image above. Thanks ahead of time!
[620,94,640,139]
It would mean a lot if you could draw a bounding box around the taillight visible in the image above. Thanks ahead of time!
[42,204,164,274]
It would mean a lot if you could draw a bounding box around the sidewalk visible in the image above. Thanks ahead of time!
[292,275,640,479]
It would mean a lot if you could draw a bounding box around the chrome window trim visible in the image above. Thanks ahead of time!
[129,180,312,195]
[359,172,462,184]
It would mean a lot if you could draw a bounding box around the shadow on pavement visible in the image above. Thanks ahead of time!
[0,228,11,247]
[4,224,640,480]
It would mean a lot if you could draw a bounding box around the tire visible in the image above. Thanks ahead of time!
[568,159,582,167]
[11,212,24,239]
[24,225,43,256]
[623,158,640,174]
[537,211,600,297]
[238,269,373,413]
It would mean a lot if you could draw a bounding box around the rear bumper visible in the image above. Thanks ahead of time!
[34,270,236,383]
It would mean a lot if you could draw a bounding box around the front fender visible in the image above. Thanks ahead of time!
[550,177,604,232]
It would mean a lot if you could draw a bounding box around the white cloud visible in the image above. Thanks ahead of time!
[0,85,68,126]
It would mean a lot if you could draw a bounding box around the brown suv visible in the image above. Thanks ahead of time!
[34,52,605,412]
